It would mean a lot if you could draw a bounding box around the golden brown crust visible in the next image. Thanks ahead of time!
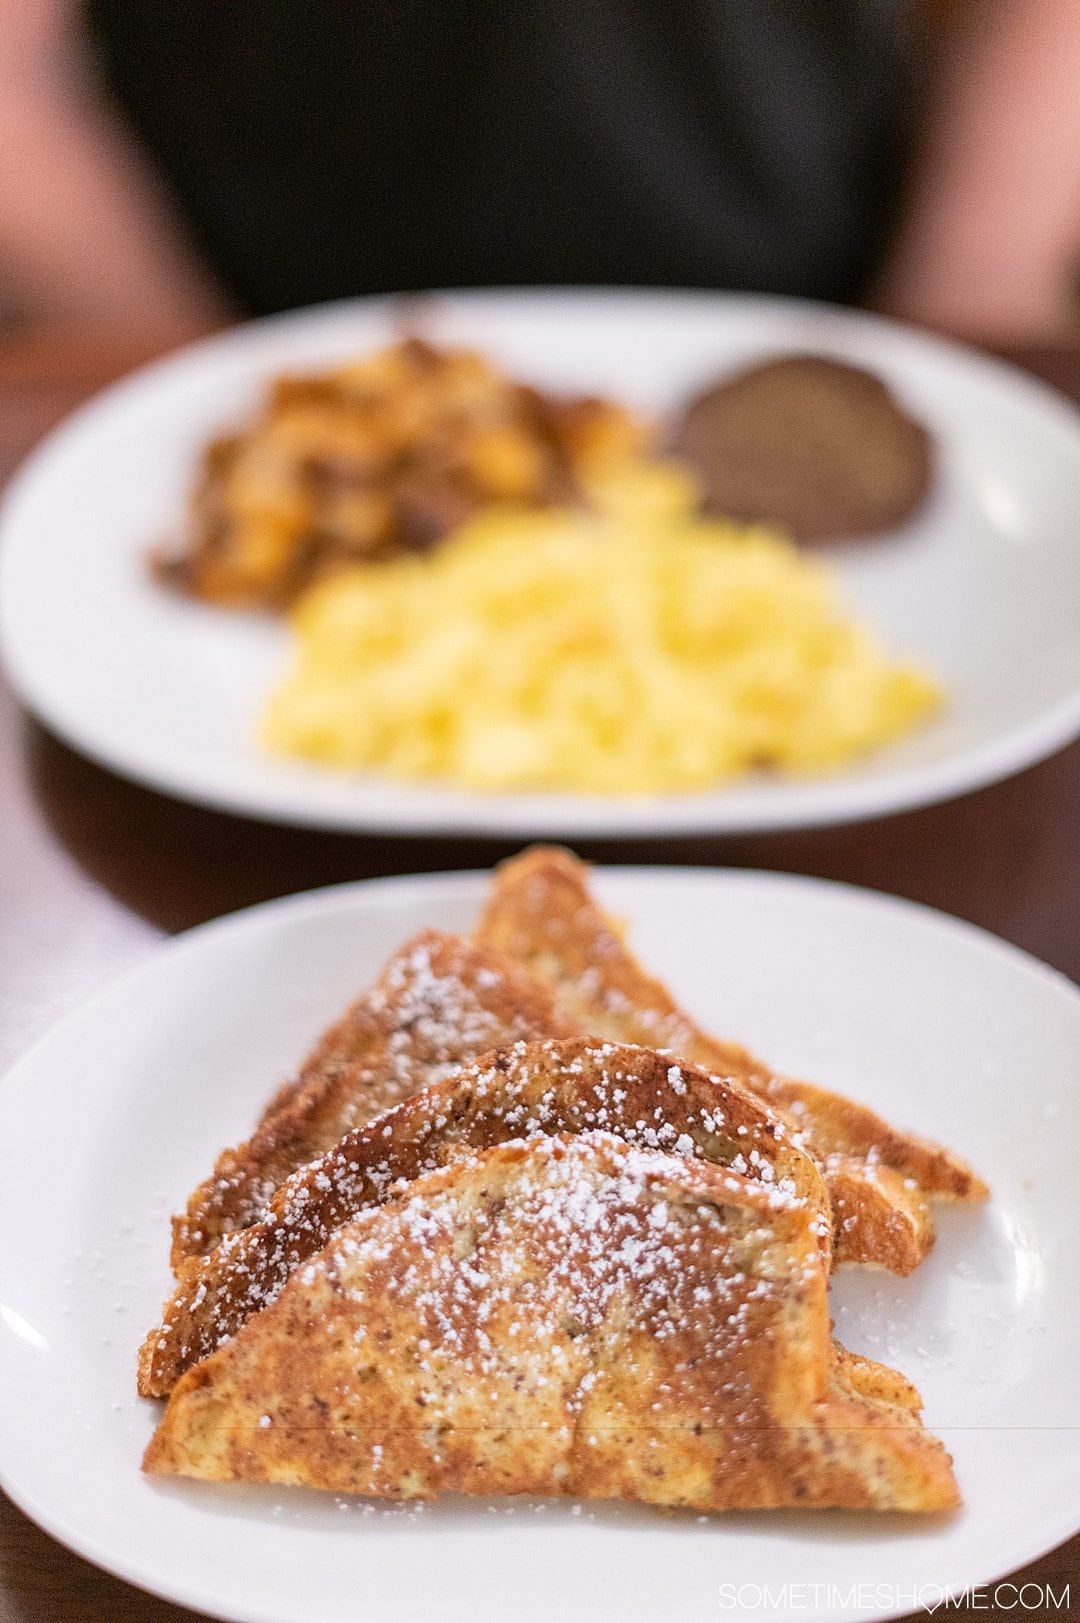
[761,1077,988,1203]
[144,1134,959,1512]
[475,847,988,1273]
[171,930,576,1269]
[140,1036,829,1399]
[828,1156,936,1275]
[833,1345,924,1416]
[476,846,774,1086]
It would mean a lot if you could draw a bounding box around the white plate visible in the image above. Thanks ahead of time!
[0,866,1077,1623]
[6,285,1078,837]
[2,290,1080,835]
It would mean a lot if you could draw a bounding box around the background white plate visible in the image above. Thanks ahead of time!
[2,291,1080,835]
[0,867,1077,1623]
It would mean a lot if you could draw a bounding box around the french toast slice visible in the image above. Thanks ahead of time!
[475,847,987,1272]
[171,930,577,1269]
[140,1036,829,1398]
[144,1132,959,1511]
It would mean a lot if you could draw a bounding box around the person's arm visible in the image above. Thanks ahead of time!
[875,0,1080,343]
[0,0,234,337]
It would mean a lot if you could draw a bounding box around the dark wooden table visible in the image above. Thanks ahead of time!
[0,334,1077,1623]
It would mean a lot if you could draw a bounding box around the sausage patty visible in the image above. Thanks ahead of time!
[671,354,933,541]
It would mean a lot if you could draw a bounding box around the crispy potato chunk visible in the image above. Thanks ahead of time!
[155,338,653,610]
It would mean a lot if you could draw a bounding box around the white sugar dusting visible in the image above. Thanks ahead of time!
[309,1133,799,1437]
[150,1037,815,1385]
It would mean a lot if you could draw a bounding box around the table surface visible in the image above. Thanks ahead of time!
[0,332,1077,1623]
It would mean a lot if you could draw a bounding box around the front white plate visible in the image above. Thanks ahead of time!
[0,867,1077,1623]
[2,290,1080,835]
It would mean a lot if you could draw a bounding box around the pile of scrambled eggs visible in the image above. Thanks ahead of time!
[264,470,939,794]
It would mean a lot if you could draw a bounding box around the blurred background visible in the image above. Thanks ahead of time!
[0,0,1078,350]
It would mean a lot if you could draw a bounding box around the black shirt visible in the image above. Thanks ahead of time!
[85,0,915,316]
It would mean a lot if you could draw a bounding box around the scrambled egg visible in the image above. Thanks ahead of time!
[264,475,940,794]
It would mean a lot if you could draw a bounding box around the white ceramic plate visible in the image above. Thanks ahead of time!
[0,867,1077,1623]
[2,291,1080,835]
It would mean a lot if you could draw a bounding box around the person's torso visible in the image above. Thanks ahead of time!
[85,0,916,314]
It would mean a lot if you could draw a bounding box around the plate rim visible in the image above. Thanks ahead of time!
[3,287,1080,836]
[1,863,1079,1623]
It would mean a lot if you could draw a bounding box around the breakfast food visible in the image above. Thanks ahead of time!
[152,337,651,610]
[171,930,577,1267]
[477,847,987,1271]
[671,354,934,540]
[169,860,980,1291]
[144,1133,959,1511]
[140,847,981,1512]
[151,335,944,797]
[140,1035,830,1397]
[264,501,940,793]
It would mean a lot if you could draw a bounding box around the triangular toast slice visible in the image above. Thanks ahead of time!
[475,847,987,1272]
[171,930,577,1269]
[143,1132,959,1511]
[140,1037,828,1398]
